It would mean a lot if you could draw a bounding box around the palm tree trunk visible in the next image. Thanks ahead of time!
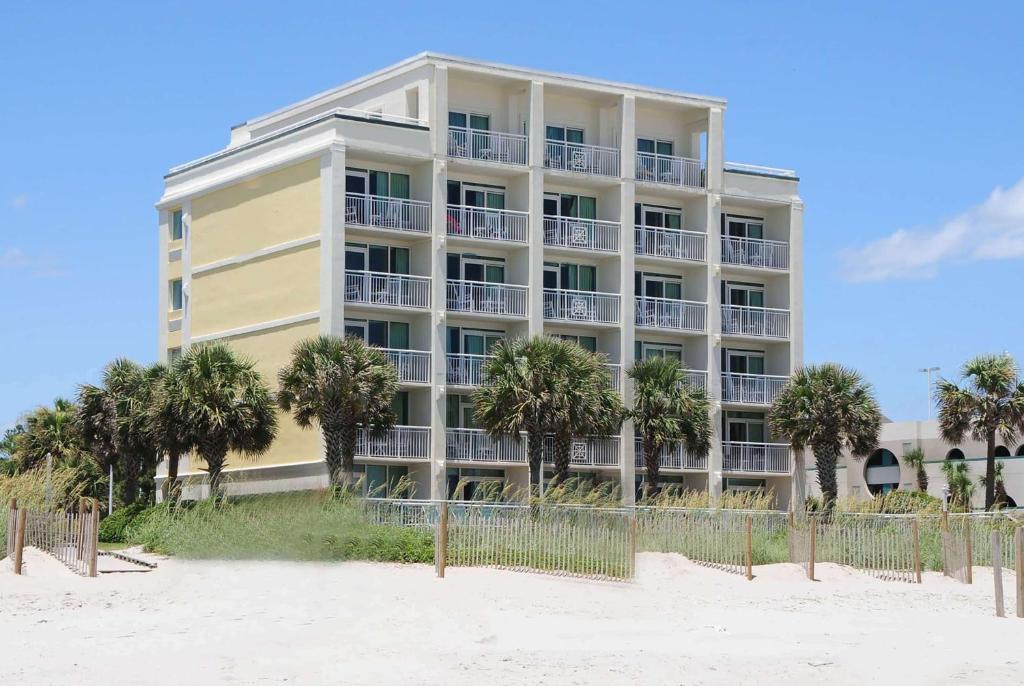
[527,430,544,494]
[123,457,140,506]
[335,421,358,492]
[813,443,840,514]
[984,432,996,510]
[552,430,572,485]
[199,433,229,501]
[643,438,661,500]
[916,466,928,493]
[161,453,180,501]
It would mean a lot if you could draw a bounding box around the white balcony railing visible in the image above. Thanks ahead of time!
[447,280,528,318]
[721,373,789,405]
[344,193,431,234]
[635,152,704,189]
[721,305,790,339]
[682,369,708,394]
[381,349,431,384]
[543,289,620,325]
[605,363,622,392]
[635,297,706,332]
[544,140,620,177]
[721,236,790,270]
[448,127,528,166]
[543,216,620,253]
[635,226,706,262]
[543,436,620,467]
[446,353,488,387]
[446,428,527,463]
[345,271,431,309]
[722,442,792,474]
[447,205,529,243]
[634,438,708,471]
[355,426,431,461]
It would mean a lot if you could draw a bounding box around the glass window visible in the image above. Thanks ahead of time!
[546,125,565,141]
[388,322,409,349]
[170,209,183,241]
[167,347,182,363]
[448,112,467,128]
[469,114,490,131]
[392,392,409,425]
[170,279,183,311]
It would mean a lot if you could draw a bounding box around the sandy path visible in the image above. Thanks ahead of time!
[0,549,1021,685]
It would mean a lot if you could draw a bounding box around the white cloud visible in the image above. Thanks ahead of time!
[0,247,67,278]
[841,177,1024,282]
[9,194,28,209]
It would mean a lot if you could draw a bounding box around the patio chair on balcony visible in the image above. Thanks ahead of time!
[544,299,556,319]
[345,205,359,224]
[345,283,363,301]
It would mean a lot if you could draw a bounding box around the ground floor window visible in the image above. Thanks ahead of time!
[446,467,505,500]
[723,477,766,492]
[353,463,409,498]
[864,449,900,496]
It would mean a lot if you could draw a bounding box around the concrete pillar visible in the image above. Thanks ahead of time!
[788,200,805,371]
[619,95,637,504]
[180,198,193,350]
[707,191,724,502]
[319,143,347,336]
[430,65,450,500]
[527,81,545,336]
[157,209,170,361]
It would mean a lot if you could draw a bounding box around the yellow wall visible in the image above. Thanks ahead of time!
[190,243,319,337]
[190,159,320,265]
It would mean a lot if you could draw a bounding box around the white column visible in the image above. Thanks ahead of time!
[319,142,347,336]
[788,199,805,507]
[430,64,450,501]
[619,95,637,504]
[527,80,545,336]
[705,106,725,501]
[157,209,170,361]
[180,199,193,350]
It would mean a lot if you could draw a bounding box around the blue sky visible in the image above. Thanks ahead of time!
[2,1,1022,428]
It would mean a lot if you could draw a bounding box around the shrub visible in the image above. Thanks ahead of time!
[98,503,148,543]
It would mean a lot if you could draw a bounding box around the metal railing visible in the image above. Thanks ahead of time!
[635,226,706,262]
[447,205,529,243]
[635,152,704,189]
[543,289,620,324]
[381,349,431,384]
[721,236,790,270]
[682,369,708,394]
[544,140,620,177]
[634,438,708,471]
[721,305,790,339]
[605,363,621,392]
[635,297,706,332]
[446,428,527,463]
[543,216,620,253]
[355,426,431,460]
[446,280,528,317]
[344,193,431,234]
[448,127,528,166]
[721,373,788,405]
[724,161,798,179]
[722,442,792,474]
[345,271,431,309]
[446,353,488,387]
[543,436,621,467]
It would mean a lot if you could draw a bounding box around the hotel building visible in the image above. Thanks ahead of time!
[156,53,804,506]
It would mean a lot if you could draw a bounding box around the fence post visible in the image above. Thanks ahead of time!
[76,497,86,561]
[437,502,449,579]
[964,516,973,585]
[630,514,638,578]
[87,499,100,578]
[13,508,27,575]
[745,515,753,580]
[6,499,14,559]
[912,518,922,584]
[1016,528,1023,619]
[808,514,816,581]
[941,511,949,577]
[992,531,1004,618]
[787,510,795,563]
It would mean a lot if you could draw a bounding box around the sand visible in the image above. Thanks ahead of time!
[1,548,1021,685]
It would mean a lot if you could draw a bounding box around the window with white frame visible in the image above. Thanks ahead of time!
[170,279,183,311]
[170,209,184,241]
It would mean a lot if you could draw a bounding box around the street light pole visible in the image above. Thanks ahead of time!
[918,366,940,419]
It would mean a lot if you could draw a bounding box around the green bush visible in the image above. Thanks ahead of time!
[99,503,147,543]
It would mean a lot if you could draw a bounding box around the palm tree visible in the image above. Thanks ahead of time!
[935,354,1024,510]
[903,447,928,492]
[941,459,975,510]
[77,359,165,505]
[164,343,277,499]
[769,363,882,510]
[978,461,1009,508]
[628,357,712,498]
[474,336,569,491]
[17,398,84,470]
[548,344,624,484]
[148,360,194,501]
[278,335,398,489]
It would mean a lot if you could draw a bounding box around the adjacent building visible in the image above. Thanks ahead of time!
[156,53,804,506]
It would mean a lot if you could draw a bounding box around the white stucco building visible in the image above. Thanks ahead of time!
[156,52,804,506]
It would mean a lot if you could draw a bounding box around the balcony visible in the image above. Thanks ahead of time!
[448,127,528,166]
[446,428,527,463]
[446,353,488,387]
[634,438,707,471]
[635,152,704,189]
[345,271,431,309]
[721,236,790,271]
[543,436,620,468]
[605,363,621,392]
[344,193,431,235]
[682,369,708,394]
[721,373,788,405]
[543,289,620,325]
[635,226,706,262]
[721,305,790,339]
[447,280,528,318]
[544,216,620,253]
[381,349,431,385]
[544,140,619,177]
[355,426,431,461]
[447,205,529,244]
[635,297,706,332]
[722,442,792,474]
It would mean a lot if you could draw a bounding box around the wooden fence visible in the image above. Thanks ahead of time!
[5,498,100,577]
